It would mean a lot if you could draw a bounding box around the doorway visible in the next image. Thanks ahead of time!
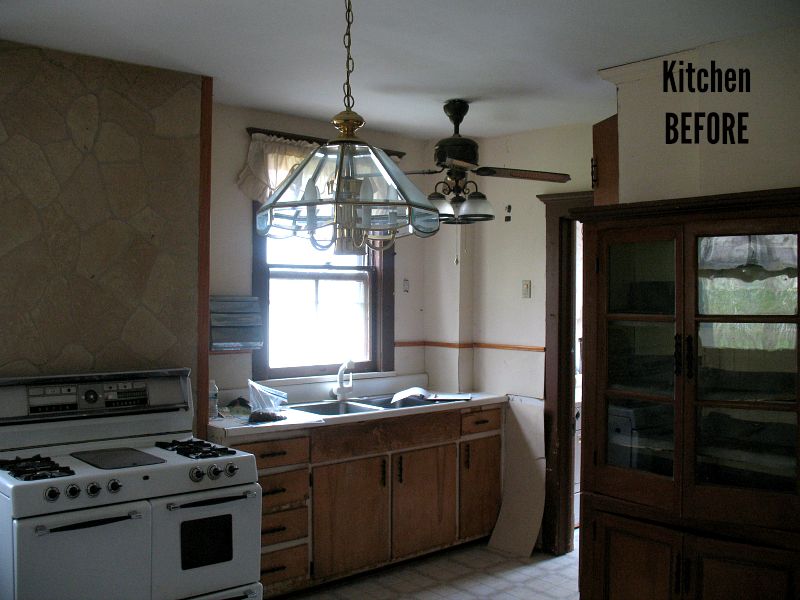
[539,191,592,555]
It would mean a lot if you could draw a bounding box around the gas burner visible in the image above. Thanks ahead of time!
[155,439,236,460]
[0,454,76,481]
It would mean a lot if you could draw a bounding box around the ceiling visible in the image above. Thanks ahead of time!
[1,1,799,138]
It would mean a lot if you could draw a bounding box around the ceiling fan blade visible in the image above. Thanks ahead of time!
[445,157,479,170]
[403,167,444,175]
[474,166,571,183]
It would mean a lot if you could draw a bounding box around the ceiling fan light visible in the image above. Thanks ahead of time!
[428,191,455,220]
[456,191,494,223]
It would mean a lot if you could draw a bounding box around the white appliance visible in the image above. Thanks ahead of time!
[0,368,263,600]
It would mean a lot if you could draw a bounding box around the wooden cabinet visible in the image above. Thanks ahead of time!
[392,444,457,559]
[312,456,390,578]
[238,436,311,596]
[591,114,618,205]
[585,511,800,600]
[576,190,800,600]
[459,435,502,539]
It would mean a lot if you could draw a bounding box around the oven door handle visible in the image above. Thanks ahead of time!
[166,490,257,511]
[34,510,143,536]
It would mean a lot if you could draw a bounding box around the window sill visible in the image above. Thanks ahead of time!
[265,370,398,388]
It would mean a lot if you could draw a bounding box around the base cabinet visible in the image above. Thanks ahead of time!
[584,510,800,600]
[459,435,502,539]
[312,456,390,579]
[392,444,457,558]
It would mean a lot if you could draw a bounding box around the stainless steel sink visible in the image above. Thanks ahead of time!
[351,395,433,409]
[290,401,382,415]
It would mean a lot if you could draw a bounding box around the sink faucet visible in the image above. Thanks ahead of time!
[334,359,354,401]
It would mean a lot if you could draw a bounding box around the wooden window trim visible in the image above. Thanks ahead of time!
[251,201,394,381]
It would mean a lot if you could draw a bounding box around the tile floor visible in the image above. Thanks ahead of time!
[290,531,580,599]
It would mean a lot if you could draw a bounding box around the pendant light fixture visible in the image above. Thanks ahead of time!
[255,0,440,254]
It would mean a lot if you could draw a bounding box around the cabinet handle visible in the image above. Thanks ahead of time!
[262,487,287,496]
[380,458,387,487]
[686,334,694,379]
[473,419,490,426]
[260,450,287,458]
[591,157,598,188]
[397,456,404,483]
[262,525,287,535]
[674,552,681,595]
[464,443,471,469]
[262,565,287,574]
[673,334,682,376]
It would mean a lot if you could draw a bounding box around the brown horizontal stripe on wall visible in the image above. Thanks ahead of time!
[395,341,545,352]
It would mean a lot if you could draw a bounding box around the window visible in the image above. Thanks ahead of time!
[252,202,394,380]
[243,135,394,380]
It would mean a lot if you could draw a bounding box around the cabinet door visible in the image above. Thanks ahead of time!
[585,225,684,512]
[392,444,457,559]
[686,536,800,600]
[459,435,501,539]
[683,221,800,530]
[592,512,681,600]
[312,456,390,578]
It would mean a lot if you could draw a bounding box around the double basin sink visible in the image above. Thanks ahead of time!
[290,395,438,416]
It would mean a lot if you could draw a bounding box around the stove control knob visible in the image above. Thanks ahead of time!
[207,464,222,480]
[224,463,239,477]
[107,479,123,493]
[44,486,60,502]
[65,484,81,499]
[87,482,102,497]
[84,389,99,404]
[189,467,205,482]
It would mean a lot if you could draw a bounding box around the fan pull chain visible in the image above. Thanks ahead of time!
[342,0,355,111]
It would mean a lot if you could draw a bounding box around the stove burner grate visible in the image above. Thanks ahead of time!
[0,454,76,481]
[155,439,236,460]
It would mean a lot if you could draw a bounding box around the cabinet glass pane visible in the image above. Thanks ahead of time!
[609,240,675,314]
[608,399,673,477]
[697,407,796,492]
[697,322,797,403]
[698,234,797,315]
[608,321,675,395]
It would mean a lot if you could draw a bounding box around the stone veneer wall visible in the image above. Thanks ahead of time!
[0,40,201,378]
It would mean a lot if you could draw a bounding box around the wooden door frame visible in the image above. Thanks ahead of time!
[538,191,593,555]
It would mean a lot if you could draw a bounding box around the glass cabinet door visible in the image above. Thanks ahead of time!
[685,227,799,529]
[594,228,682,511]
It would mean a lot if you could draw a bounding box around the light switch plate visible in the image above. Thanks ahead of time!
[522,280,532,298]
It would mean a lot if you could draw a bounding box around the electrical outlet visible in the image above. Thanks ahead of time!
[522,280,532,298]
[402,278,410,293]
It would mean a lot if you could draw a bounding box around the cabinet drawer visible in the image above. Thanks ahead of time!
[261,506,308,546]
[261,544,308,586]
[259,469,309,511]
[238,437,309,469]
[461,408,501,434]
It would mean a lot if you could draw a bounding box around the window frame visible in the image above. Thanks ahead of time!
[251,201,394,380]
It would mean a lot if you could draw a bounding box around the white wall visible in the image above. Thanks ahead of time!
[419,123,594,396]
[209,103,430,390]
[603,27,800,203]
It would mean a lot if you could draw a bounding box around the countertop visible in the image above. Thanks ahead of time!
[207,392,507,444]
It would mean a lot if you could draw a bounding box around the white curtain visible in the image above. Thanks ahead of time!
[237,134,317,203]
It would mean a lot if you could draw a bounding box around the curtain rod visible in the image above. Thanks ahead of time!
[246,127,405,159]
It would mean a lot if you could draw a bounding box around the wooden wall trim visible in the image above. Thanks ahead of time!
[196,76,213,440]
[395,341,545,352]
[539,190,593,556]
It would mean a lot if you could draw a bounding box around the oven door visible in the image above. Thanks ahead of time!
[13,501,152,600]
[150,483,261,600]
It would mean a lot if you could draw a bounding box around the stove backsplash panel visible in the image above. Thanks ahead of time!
[0,40,200,381]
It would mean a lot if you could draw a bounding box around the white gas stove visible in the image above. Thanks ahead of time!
[0,368,263,600]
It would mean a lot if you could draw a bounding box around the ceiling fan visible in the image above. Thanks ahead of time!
[407,99,571,223]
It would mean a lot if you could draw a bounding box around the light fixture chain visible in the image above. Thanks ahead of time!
[342,0,355,111]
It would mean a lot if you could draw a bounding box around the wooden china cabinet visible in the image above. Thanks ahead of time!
[574,188,800,600]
